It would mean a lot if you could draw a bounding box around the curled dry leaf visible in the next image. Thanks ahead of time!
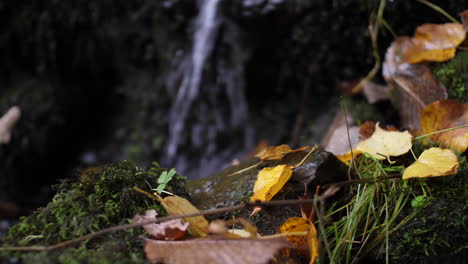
[250,164,293,215]
[383,37,448,131]
[356,122,412,160]
[460,10,468,32]
[420,99,468,153]
[402,23,466,63]
[279,217,319,263]
[0,106,21,144]
[255,144,309,161]
[157,195,209,237]
[133,210,189,240]
[403,148,459,180]
[143,237,290,264]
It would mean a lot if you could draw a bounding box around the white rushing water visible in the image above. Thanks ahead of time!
[166,0,222,159]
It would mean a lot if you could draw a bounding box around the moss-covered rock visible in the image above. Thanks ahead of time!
[388,159,467,263]
[1,161,186,263]
[433,51,468,103]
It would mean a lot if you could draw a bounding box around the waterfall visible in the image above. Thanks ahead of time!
[166,0,222,160]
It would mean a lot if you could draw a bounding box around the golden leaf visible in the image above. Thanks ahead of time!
[403,148,459,179]
[403,23,466,63]
[279,217,319,263]
[356,122,413,160]
[307,220,319,264]
[250,165,293,202]
[159,195,209,237]
[336,150,362,166]
[420,99,468,153]
[255,144,309,161]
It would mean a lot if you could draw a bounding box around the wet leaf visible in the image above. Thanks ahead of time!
[279,217,319,263]
[143,237,289,264]
[403,148,459,179]
[460,10,468,32]
[250,165,293,215]
[255,144,309,161]
[133,210,189,240]
[307,220,319,264]
[403,23,466,63]
[158,195,209,237]
[250,165,293,202]
[383,38,448,131]
[356,122,412,160]
[420,99,468,153]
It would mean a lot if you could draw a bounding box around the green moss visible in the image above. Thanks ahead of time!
[433,51,468,102]
[389,167,467,263]
[2,161,186,263]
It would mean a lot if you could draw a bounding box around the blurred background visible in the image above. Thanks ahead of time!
[0,0,461,220]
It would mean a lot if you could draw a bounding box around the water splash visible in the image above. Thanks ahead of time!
[166,0,222,159]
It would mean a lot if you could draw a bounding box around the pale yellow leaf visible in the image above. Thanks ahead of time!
[356,122,412,160]
[403,147,459,179]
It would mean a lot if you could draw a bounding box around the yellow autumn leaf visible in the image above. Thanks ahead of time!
[421,100,468,153]
[157,195,209,237]
[336,150,363,165]
[356,122,412,160]
[307,220,319,264]
[255,144,309,161]
[249,165,293,215]
[403,23,466,63]
[279,217,319,263]
[403,148,459,180]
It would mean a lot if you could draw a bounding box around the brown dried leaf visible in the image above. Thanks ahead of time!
[383,39,447,130]
[255,144,309,161]
[460,10,468,32]
[143,237,290,264]
[420,99,468,152]
[403,23,466,63]
[133,210,189,240]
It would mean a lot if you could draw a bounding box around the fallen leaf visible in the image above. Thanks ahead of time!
[402,147,459,179]
[249,164,294,215]
[336,150,363,166]
[208,218,258,239]
[279,217,309,254]
[403,23,466,63]
[307,220,319,264]
[0,106,21,144]
[133,210,189,240]
[362,81,390,103]
[460,10,468,32]
[250,164,293,203]
[279,217,319,263]
[143,237,290,264]
[420,99,468,153]
[157,195,209,237]
[359,121,398,140]
[255,144,309,161]
[383,37,448,131]
[356,122,412,160]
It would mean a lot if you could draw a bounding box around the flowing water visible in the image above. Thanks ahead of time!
[165,0,252,179]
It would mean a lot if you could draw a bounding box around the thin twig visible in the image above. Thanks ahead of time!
[0,197,333,252]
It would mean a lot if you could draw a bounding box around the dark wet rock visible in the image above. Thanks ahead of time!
[185,147,347,234]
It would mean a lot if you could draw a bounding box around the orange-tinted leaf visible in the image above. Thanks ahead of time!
[143,237,290,264]
[255,144,309,161]
[133,210,189,240]
[279,217,309,252]
[420,99,468,152]
[336,150,363,165]
[158,195,209,237]
[307,220,319,264]
[403,148,459,179]
[356,122,413,160]
[404,23,466,63]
